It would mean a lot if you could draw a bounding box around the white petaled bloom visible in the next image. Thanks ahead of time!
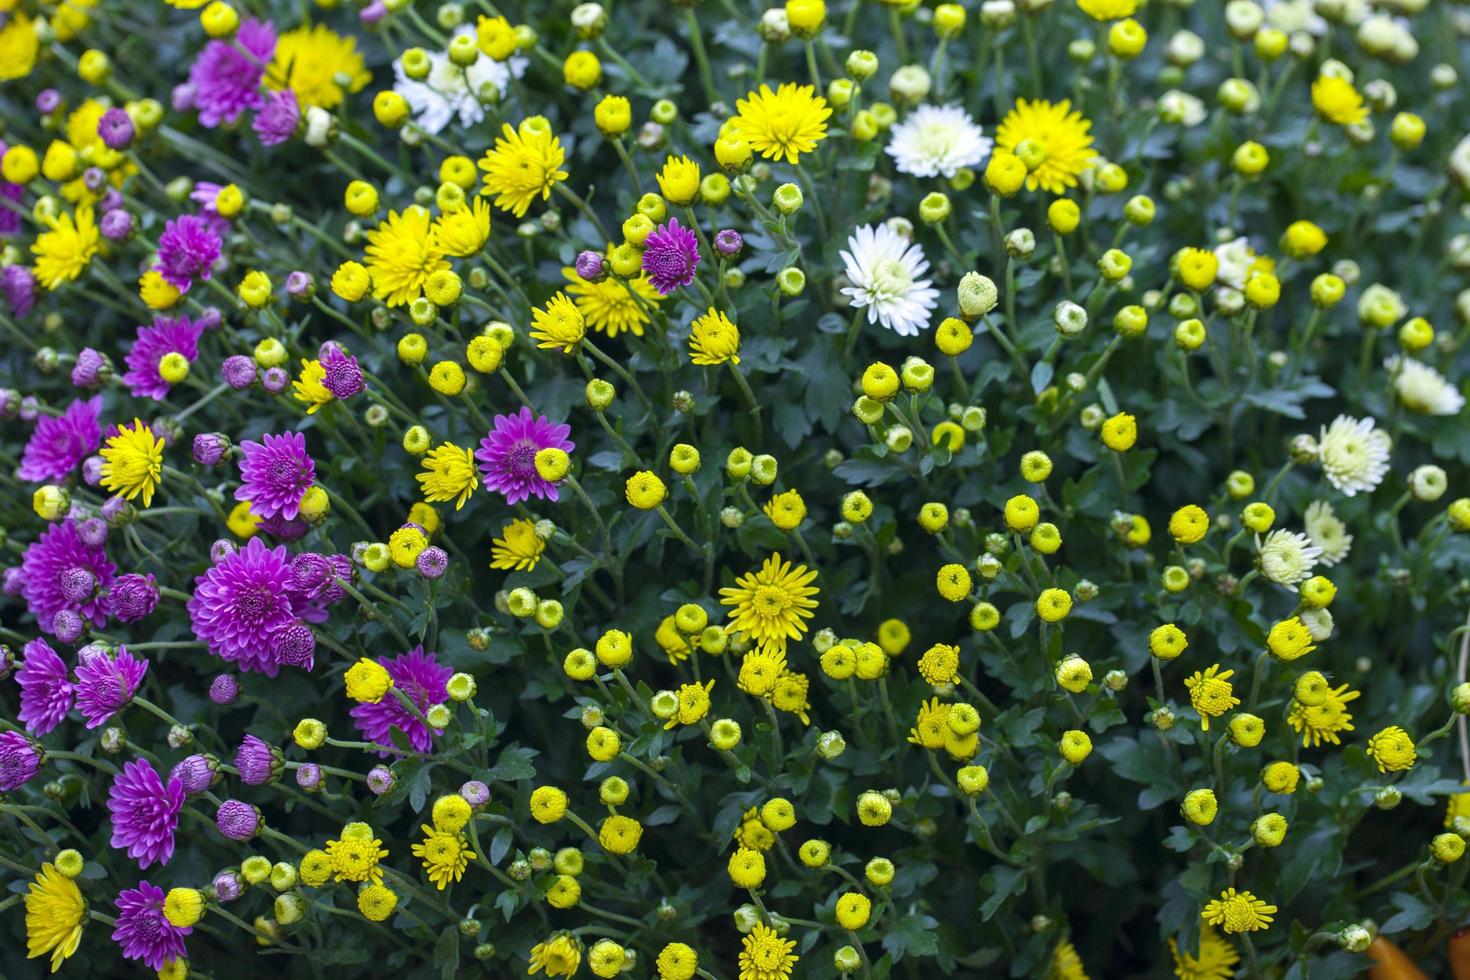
[1303,499,1352,566]
[1409,464,1448,502]
[840,223,941,337]
[1300,607,1334,642]
[1386,357,1466,416]
[1263,0,1328,34]
[885,105,992,179]
[1257,529,1322,589]
[1157,90,1207,127]
[392,27,528,135]
[1317,414,1391,497]
[1212,236,1259,289]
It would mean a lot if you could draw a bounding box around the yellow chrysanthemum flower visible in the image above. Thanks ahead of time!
[1168,924,1240,980]
[1311,75,1368,127]
[530,934,583,977]
[100,419,164,507]
[292,358,334,415]
[563,263,661,338]
[729,83,832,164]
[411,823,474,890]
[0,11,39,82]
[266,24,371,110]
[530,291,587,353]
[720,553,820,656]
[140,269,183,310]
[25,863,85,972]
[1365,725,1417,773]
[1183,664,1240,731]
[689,307,741,365]
[364,207,449,307]
[739,923,799,980]
[1201,888,1276,934]
[490,518,545,571]
[431,197,492,257]
[325,831,389,884]
[32,207,99,290]
[416,442,479,510]
[477,117,568,218]
[1075,0,1136,19]
[1048,939,1089,980]
[994,99,1098,195]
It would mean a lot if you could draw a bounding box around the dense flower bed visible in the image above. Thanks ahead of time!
[2,0,1470,977]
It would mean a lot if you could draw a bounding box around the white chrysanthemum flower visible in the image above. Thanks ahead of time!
[1258,529,1322,589]
[1303,499,1352,566]
[393,28,527,135]
[1300,607,1334,642]
[1386,357,1466,416]
[1212,237,1259,290]
[884,104,992,178]
[840,223,940,337]
[1263,0,1328,35]
[1318,415,1391,497]
[1157,90,1207,127]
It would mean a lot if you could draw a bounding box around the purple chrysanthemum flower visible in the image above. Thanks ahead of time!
[221,354,257,389]
[253,88,299,146]
[170,753,220,795]
[257,513,310,541]
[16,638,72,735]
[366,765,394,795]
[97,107,135,150]
[460,779,490,807]
[215,799,261,841]
[193,432,231,467]
[2,265,36,316]
[268,621,316,670]
[350,646,452,754]
[641,216,701,295]
[154,214,222,292]
[51,610,84,644]
[105,573,158,624]
[319,342,365,399]
[113,881,190,970]
[474,406,574,505]
[0,182,22,237]
[21,518,116,634]
[208,673,239,705]
[261,366,289,394]
[288,552,349,609]
[189,537,325,675]
[99,208,135,242]
[0,730,44,790]
[108,758,183,868]
[188,18,276,128]
[235,734,282,785]
[235,431,315,520]
[417,546,448,579]
[17,395,102,482]
[714,228,744,258]
[123,314,206,401]
[74,644,148,729]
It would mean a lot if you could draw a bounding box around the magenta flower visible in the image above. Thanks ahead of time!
[21,519,116,635]
[2,264,36,316]
[17,395,102,482]
[113,881,190,970]
[122,314,206,400]
[74,644,148,729]
[0,730,45,790]
[154,214,222,291]
[216,799,261,841]
[350,646,452,754]
[105,573,159,623]
[108,758,184,868]
[16,638,72,734]
[253,89,299,146]
[187,536,322,675]
[319,342,365,399]
[235,431,315,520]
[474,406,574,505]
[641,216,701,295]
[170,753,220,795]
[187,18,276,128]
[234,734,282,785]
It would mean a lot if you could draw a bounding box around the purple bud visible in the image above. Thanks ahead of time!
[714,228,744,258]
[575,250,606,282]
[359,1,387,25]
[256,514,308,541]
[51,610,84,643]
[416,546,448,579]
[71,347,111,388]
[195,307,223,331]
[100,494,131,525]
[212,871,243,902]
[76,517,109,547]
[151,417,181,448]
[105,573,158,623]
[35,89,61,114]
[97,107,135,150]
[210,538,236,563]
[2,568,25,596]
[99,208,134,241]
[0,644,15,681]
[170,753,221,795]
[261,366,288,394]
[318,342,364,399]
[285,271,313,299]
[58,566,98,604]
[459,779,491,807]
[19,396,38,421]
[0,388,18,418]
[215,799,261,841]
[98,189,124,213]
[0,730,44,791]
[192,432,231,467]
[235,735,283,785]
[268,622,315,671]
[295,763,323,791]
[208,673,240,706]
[1,266,35,318]
[82,167,107,193]
[220,354,257,390]
[366,765,394,795]
[171,82,196,113]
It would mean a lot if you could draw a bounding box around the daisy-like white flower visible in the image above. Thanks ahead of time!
[1386,357,1465,416]
[884,105,991,179]
[1257,529,1322,590]
[1317,415,1391,497]
[839,223,940,337]
[392,27,526,135]
[1212,236,1263,290]
[1263,0,1329,34]
[1303,500,1352,566]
